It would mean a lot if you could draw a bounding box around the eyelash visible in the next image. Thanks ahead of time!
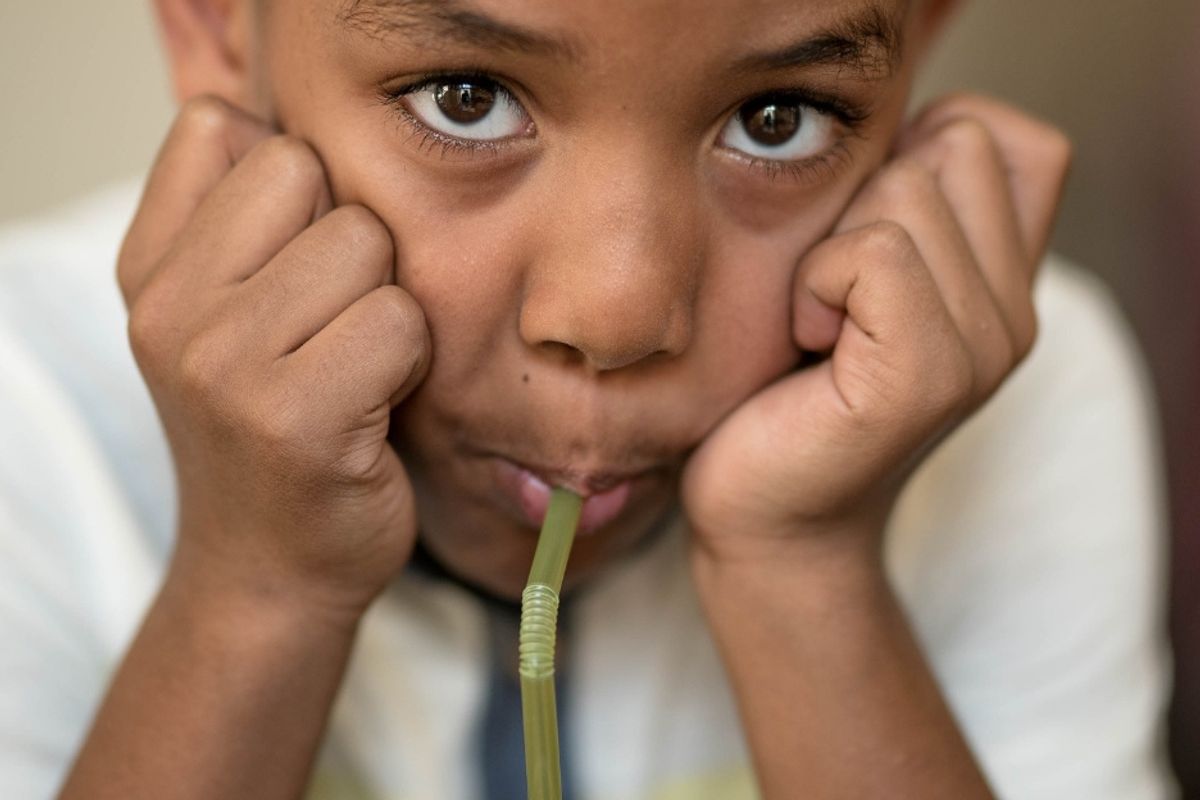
[723,88,868,182]
[380,69,518,159]
[378,71,871,181]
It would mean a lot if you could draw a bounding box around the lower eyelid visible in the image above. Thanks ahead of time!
[388,100,539,165]
[723,139,854,185]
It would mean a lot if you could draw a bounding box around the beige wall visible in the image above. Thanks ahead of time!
[2,0,1198,790]
[0,2,173,221]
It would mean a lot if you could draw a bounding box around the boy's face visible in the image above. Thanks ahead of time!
[233,0,924,597]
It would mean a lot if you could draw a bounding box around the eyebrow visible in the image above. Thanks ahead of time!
[337,0,581,61]
[337,0,903,78]
[732,4,904,79]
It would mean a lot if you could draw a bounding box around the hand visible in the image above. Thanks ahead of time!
[681,94,1072,564]
[118,96,431,621]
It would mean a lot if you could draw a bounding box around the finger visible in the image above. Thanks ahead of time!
[796,222,967,399]
[791,289,845,355]
[903,94,1073,263]
[161,134,335,295]
[284,285,431,421]
[118,96,273,306]
[214,205,395,364]
[827,159,1015,397]
[902,117,1038,358]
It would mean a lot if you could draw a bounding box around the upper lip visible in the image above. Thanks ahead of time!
[506,456,660,496]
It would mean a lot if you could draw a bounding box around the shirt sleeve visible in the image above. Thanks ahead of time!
[0,504,105,799]
[886,259,1177,800]
[0,320,156,799]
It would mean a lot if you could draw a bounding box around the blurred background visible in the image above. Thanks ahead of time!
[1,0,1197,793]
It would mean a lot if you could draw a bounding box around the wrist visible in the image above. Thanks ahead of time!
[687,512,898,631]
[692,542,890,611]
[689,509,885,576]
[687,520,991,800]
[161,540,369,645]
[62,537,364,799]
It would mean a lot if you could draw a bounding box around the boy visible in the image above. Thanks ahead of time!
[0,0,1174,797]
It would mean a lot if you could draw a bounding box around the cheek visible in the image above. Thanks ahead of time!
[691,233,807,412]
[274,54,879,451]
[692,183,862,402]
[315,141,534,384]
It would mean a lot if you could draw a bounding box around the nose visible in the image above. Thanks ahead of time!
[518,156,701,372]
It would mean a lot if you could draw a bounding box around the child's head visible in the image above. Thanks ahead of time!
[153,0,957,598]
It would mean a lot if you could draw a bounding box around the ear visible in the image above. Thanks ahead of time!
[152,0,256,108]
[909,0,963,60]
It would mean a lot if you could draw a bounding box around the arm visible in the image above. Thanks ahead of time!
[885,262,1174,798]
[58,95,430,798]
[682,94,1073,797]
[59,563,356,800]
[693,536,992,799]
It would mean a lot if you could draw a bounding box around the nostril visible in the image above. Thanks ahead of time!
[518,260,696,371]
[536,339,588,366]
[524,310,691,372]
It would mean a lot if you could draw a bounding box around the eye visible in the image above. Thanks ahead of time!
[400,77,531,142]
[720,95,837,161]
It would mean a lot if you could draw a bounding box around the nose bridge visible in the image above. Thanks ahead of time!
[520,146,701,371]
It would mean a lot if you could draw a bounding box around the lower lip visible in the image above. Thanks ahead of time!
[493,460,633,535]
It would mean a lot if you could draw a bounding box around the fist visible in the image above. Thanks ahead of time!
[682,94,1072,562]
[118,97,431,618]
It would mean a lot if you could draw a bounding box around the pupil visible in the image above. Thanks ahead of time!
[744,100,801,146]
[435,82,496,124]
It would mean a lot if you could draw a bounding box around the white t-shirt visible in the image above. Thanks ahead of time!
[0,183,1178,799]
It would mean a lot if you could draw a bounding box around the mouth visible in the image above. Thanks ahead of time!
[489,455,660,535]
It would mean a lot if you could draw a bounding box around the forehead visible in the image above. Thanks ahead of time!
[333,0,908,78]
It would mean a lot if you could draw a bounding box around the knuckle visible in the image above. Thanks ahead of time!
[176,94,240,141]
[371,286,427,349]
[856,220,918,263]
[1038,124,1074,171]
[891,156,937,188]
[370,287,430,379]
[992,328,1018,375]
[909,92,971,132]
[328,445,383,487]
[937,116,995,160]
[250,391,310,453]
[874,158,937,205]
[1011,304,1040,362]
[938,90,982,108]
[177,327,232,401]
[126,294,170,369]
[246,383,333,476]
[978,342,1015,399]
[972,315,1018,387]
[252,134,325,194]
[927,343,976,414]
[115,240,145,300]
[326,205,394,272]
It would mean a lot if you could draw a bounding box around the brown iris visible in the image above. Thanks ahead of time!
[741,98,801,146]
[433,82,496,125]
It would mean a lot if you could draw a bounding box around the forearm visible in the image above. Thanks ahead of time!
[59,555,360,800]
[692,535,994,800]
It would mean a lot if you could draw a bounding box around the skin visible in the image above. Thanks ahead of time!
[60,0,1072,797]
